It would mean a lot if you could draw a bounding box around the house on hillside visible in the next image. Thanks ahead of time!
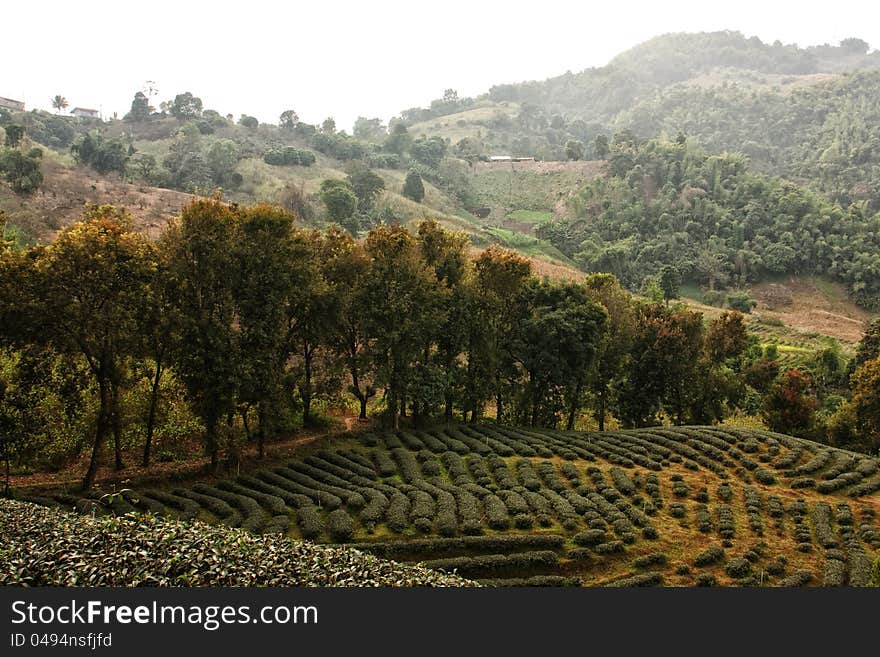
[0,97,25,111]
[71,107,100,119]
[488,155,536,163]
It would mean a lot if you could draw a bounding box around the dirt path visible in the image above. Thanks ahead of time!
[11,414,374,494]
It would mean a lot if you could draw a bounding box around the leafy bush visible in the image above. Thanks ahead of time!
[327,509,355,542]
[0,499,473,586]
[694,546,725,567]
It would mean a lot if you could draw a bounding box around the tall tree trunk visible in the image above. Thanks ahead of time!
[444,394,454,423]
[566,381,583,431]
[598,392,606,432]
[4,457,10,498]
[205,421,219,472]
[495,393,502,424]
[82,378,111,491]
[302,343,313,426]
[142,359,163,467]
[256,402,265,460]
[350,362,368,419]
[111,381,124,470]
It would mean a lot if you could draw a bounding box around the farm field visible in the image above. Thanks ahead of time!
[24,424,880,587]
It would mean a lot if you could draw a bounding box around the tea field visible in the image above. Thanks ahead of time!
[22,425,880,587]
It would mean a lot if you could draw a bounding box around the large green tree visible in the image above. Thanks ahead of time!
[162,199,239,469]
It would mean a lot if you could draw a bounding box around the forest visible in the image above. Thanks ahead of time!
[1,204,879,496]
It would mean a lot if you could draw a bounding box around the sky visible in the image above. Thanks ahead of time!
[4,0,880,131]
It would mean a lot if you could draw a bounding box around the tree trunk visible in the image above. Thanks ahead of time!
[256,403,265,460]
[350,363,368,420]
[82,378,111,491]
[597,393,606,432]
[3,457,10,498]
[205,421,219,472]
[111,381,124,470]
[495,393,502,424]
[566,381,584,431]
[302,343,313,426]
[444,395,454,423]
[142,359,163,467]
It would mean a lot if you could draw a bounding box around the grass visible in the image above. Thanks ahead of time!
[507,209,553,223]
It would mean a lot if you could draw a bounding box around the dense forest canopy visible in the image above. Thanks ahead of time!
[536,134,880,306]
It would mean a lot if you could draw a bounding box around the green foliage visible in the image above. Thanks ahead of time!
[238,115,259,129]
[70,132,130,175]
[0,499,474,586]
[126,92,151,122]
[0,148,43,194]
[537,135,880,307]
[263,147,315,167]
[320,179,358,226]
[4,125,24,148]
[402,169,425,203]
[169,92,203,121]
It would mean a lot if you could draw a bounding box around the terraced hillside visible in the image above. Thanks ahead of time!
[26,426,880,587]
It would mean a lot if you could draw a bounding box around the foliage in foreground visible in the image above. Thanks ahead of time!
[0,499,475,587]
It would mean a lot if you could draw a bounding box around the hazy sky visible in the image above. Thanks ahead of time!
[4,0,879,131]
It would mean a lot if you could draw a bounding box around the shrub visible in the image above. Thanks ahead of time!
[607,572,664,587]
[594,541,625,555]
[725,558,752,579]
[327,509,354,542]
[0,500,478,587]
[694,546,725,567]
[780,570,814,587]
[634,552,668,568]
[696,573,717,586]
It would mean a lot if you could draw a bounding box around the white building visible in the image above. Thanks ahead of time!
[71,107,100,119]
[0,96,25,111]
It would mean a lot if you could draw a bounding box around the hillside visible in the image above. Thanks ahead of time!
[17,425,880,587]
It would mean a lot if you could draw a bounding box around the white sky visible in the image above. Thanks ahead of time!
[3,0,879,131]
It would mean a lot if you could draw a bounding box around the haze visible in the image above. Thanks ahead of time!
[4,0,880,130]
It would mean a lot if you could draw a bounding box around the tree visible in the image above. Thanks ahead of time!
[402,170,425,203]
[705,311,749,364]
[170,92,203,121]
[206,139,240,186]
[346,163,385,210]
[584,274,637,430]
[321,117,336,134]
[363,224,444,429]
[850,357,880,452]
[162,199,239,470]
[0,148,43,194]
[410,136,447,168]
[594,134,609,159]
[509,280,607,428]
[233,205,311,451]
[51,95,68,114]
[565,140,584,161]
[658,265,681,306]
[762,369,817,436]
[4,125,24,149]
[322,228,375,419]
[12,207,156,489]
[463,246,532,423]
[279,110,299,128]
[385,122,411,155]
[127,92,151,122]
[852,319,880,371]
[238,115,258,129]
[353,117,386,142]
[617,305,704,427]
[320,179,358,227]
